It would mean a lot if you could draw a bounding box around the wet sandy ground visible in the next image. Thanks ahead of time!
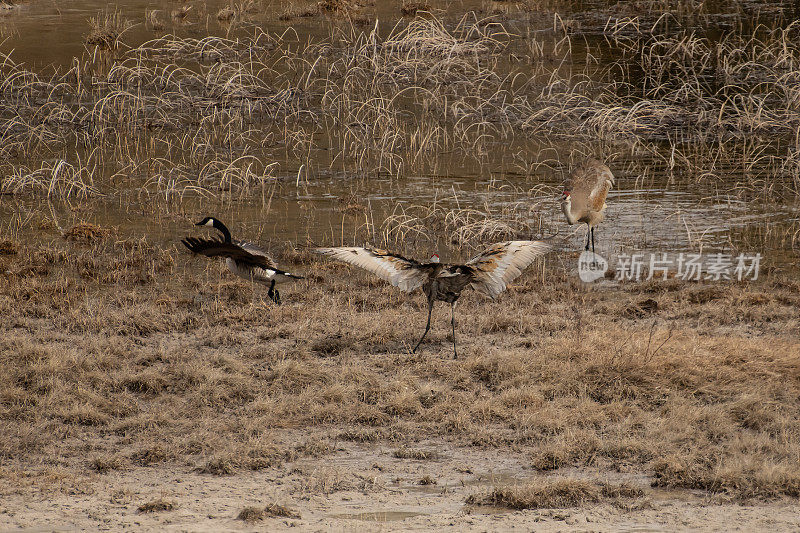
[2,440,799,532]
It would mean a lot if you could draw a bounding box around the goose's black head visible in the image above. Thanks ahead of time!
[195,217,232,242]
[196,216,218,228]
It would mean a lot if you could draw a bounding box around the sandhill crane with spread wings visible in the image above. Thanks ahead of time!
[314,241,551,358]
[182,217,303,304]
[560,158,614,255]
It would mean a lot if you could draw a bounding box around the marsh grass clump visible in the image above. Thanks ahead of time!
[651,453,800,500]
[401,1,431,16]
[278,1,319,20]
[217,6,235,22]
[171,5,192,21]
[393,447,438,460]
[317,0,357,15]
[137,498,176,513]
[264,503,301,519]
[237,506,265,521]
[466,478,643,509]
[62,223,109,243]
[237,503,300,521]
[145,9,164,31]
[1,161,99,199]
[86,9,131,50]
[198,455,237,476]
[381,199,548,250]
[0,239,18,255]
[90,454,127,473]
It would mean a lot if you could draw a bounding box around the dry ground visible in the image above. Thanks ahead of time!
[0,234,799,530]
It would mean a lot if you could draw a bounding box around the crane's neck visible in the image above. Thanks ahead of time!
[561,198,579,225]
[213,220,232,243]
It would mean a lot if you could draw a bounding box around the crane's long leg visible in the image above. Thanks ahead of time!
[585,223,591,251]
[412,300,434,353]
[591,227,596,257]
[450,302,458,359]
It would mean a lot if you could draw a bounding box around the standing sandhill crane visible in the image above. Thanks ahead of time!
[182,217,303,304]
[314,241,551,358]
[560,158,614,255]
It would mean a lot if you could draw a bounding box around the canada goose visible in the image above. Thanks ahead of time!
[314,240,551,358]
[560,158,615,255]
[182,217,303,304]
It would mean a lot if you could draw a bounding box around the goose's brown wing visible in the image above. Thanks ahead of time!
[466,240,551,298]
[182,237,272,268]
[314,247,430,293]
[236,240,278,269]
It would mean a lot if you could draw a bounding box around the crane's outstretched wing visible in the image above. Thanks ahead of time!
[314,247,430,293]
[466,240,551,298]
[182,237,274,268]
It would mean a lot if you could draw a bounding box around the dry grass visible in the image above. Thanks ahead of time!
[0,235,797,502]
[217,6,235,22]
[393,447,438,460]
[62,223,109,243]
[145,10,165,32]
[137,498,176,513]
[2,8,800,211]
[0,239,18,255]
[238,502,301,521]
[401,1,431,16]
[466,478,644,509]
[86,9,131,50]
[278,1,319,21]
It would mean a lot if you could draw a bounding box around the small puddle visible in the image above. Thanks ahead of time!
[330,510,426,522]
[403,470,528,496]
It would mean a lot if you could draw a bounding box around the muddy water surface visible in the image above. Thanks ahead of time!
[1,0,798,271]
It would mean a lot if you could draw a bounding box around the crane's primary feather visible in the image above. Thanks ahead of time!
[313,247,430,292]
[467,240,551,298]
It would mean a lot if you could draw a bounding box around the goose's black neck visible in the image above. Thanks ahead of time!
[213,220,232,243]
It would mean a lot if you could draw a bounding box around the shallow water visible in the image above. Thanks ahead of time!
[1,0,798,271]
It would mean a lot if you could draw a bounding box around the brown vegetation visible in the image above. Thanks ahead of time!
[466,478,644,509]
[238,503,301,521]
[0,235,797,505]
[400,1,430,17]
[0,239,18,255]
[137,498,175,513]
[62,222,109,243]
[85,9,131,50]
